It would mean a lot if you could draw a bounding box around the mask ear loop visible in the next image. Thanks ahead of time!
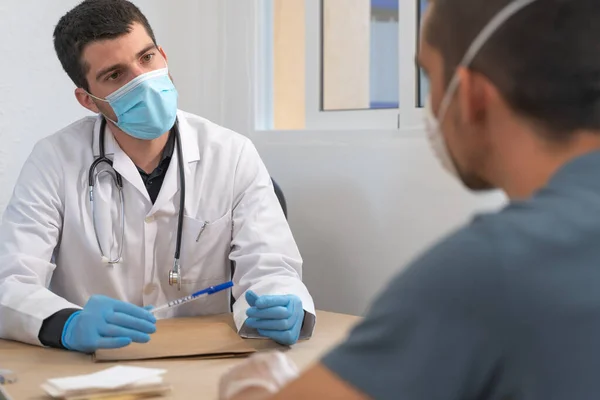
[84,90,119,125]
[83,59,170,125]
[435,0,539,122]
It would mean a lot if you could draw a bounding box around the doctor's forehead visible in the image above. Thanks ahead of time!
[81,23,156,74]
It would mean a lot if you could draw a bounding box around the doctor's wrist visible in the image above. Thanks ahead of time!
[60,310,82,351]
[38,308,80,349]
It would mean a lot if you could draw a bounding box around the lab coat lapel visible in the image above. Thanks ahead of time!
[92,118,151,203]
[150,147,179,214]
[178,112,201,169]
[150,112,201,214]
[110,134,152,204]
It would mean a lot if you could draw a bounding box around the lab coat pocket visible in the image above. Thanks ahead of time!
[179,212,232,284]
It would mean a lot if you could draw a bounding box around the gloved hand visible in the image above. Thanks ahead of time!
[244,291,304,346]
[61,295,156,353]
[218,351,299,400]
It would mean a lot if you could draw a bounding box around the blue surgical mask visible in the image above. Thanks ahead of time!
[88,67,178,140]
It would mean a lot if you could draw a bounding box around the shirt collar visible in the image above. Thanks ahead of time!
[159,128,176,162]
[136,129,175,178]
[548,150,600,190]
[92,111,201,166]
[92,117,175,158]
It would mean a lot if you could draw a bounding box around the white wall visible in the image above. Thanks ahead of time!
[0,0,84,211]
[0,0,506,317]
[0,0,170,212]
[249,130,504,315]
[210,1,507,315]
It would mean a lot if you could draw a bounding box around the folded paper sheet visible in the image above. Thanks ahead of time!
[41,366,171,399]
[94,318,257,362]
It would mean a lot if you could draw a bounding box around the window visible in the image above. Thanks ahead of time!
[256,0,306,130]
[417,0,429,107]
[322,0,399,111]
[257,0,430,131]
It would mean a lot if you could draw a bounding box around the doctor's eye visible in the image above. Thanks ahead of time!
[107,71,122,81]
[141,53,155,63]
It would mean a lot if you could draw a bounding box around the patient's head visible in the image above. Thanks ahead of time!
[419,0,600,194]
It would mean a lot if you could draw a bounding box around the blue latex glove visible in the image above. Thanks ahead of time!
[62,295,157,353]
[244,291,304,346]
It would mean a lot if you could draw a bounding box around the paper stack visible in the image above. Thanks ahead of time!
[41,366,171,399]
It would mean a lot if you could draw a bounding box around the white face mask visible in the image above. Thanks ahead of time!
[425,98,459,177]
[423,0,538,179]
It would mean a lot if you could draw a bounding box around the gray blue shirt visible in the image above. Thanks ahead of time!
[323,151,600,400]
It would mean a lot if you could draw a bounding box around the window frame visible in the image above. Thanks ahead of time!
[255,0,275,130]
[253,0,426,132]
[397,0,425,129]
[304,0,400,130]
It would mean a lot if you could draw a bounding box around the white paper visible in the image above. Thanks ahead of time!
[45,366,166,392]
[42,377,165,399]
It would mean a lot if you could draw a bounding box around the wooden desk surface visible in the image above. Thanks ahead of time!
[0,311,360,400]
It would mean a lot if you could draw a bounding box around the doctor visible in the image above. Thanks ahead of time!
[0,0,315,353]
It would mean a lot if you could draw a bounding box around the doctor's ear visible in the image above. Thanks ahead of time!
[158,46,168,63]
[74,88,100,114]
[157,47,174,83]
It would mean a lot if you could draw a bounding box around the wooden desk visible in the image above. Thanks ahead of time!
[0,311,360,400]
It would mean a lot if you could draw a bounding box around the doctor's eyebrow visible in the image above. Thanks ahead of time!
[94,43,158,81]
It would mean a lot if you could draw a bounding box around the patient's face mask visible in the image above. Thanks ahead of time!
[425,97,460,178]
[424,0,538,180]
[88,65,178,140]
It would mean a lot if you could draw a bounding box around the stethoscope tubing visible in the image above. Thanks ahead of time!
[89,118,185,286]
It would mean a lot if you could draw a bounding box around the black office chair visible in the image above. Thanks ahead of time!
[271,178,288,219]
[230,178,287,310]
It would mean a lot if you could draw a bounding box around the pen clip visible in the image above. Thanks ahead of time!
[195,221,209,242]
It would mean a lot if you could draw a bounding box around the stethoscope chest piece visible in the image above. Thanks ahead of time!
[169,259,182,291]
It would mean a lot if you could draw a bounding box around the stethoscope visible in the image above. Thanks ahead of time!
[88,118,186,290]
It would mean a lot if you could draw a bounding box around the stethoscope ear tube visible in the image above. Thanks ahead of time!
[170,121,186,290]
[89,119,125,265]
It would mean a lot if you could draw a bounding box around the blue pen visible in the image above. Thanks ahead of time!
[150,281,234,314]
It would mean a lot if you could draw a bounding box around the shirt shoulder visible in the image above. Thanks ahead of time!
[27,116,97,165]
[322,215,507,400]
[390,213,507,319]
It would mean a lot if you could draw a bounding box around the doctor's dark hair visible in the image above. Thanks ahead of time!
[53,0,157,91]
[425,0,600,139]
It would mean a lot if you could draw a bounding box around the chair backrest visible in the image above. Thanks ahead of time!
[230,178,287,310]
[271,178,288,219]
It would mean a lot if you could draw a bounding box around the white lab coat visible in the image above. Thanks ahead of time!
[0,110,315,346]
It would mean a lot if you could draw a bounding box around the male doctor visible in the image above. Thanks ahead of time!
[0,0,315,353]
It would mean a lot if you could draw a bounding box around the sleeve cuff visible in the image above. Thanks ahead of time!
[238,310,317,340]
[38,308,79,349]
[299,310,316,340]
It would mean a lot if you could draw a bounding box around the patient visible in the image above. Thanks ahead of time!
[220,0,600,398]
